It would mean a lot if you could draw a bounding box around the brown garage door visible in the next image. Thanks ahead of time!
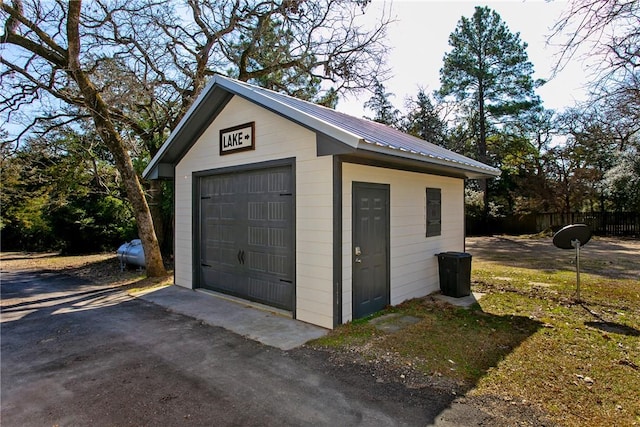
[198,165,294,311]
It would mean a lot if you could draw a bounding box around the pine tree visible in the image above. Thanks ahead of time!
[402,89,447,146]
[439,6,542,223]
[364,80,401,127]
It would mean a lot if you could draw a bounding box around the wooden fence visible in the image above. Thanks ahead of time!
[467,212,639,237]
[536,212,640,237]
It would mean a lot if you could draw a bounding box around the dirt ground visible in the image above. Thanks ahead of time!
[466,235,640,280]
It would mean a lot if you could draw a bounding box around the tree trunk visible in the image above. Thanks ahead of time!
[477,78,490,228]
[67,1,166,277]
[147,179,165,252]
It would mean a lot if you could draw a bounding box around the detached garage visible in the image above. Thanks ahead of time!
[143,75,500,329]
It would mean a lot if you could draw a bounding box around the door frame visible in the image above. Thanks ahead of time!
[351,181,390,319]
[193,157,296,315]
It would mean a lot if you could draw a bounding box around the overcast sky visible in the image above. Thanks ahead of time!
[336,0,589,117]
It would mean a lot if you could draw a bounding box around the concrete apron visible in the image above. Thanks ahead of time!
[136,285,327,350]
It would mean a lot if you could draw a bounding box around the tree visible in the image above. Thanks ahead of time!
[603,146,640,212]
[550,0,639,87]
[1,0,166,275]
[402,89,447,146]
[549,0,640,216]
[1,128,136,252]
[507,109,558,214]
[363,79,400,126]
[1,0,391,272]
[438,6,542,221]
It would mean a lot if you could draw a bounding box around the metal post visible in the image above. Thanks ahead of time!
[572,239,581,302]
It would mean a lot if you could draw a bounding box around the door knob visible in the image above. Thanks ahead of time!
[354,246,362,256]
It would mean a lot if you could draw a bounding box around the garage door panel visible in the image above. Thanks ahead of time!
[203,202,219,220]
[219,176,234,195]
[218,270,246,294]
[248,226,268,246]
[220,224,236,243]
[246,251,268,272]
[268,254,289,276]
[201,267,242,294]
[247,276,292,310]
[248,174,267,193]
[268,227,287,248]
[248,201,267,220]
[220,247,239,267]
[268,170,290,193]
[268,201,288,221]
[199,165,294,311]
[219,202,236,220]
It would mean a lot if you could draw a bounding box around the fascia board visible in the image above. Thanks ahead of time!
[358,140,501,178]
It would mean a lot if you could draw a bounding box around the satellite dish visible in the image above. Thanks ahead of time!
[552,224,592,302]
[553,224,591,250]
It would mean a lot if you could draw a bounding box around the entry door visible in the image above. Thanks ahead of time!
[352,182,390,319]
[199,166,294,311]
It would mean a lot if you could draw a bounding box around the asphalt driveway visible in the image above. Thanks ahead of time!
[0,269,480,426]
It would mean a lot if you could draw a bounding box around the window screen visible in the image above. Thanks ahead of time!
[426,188,441,237]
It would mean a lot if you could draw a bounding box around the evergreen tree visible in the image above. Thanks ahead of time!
[439,6,542,223]
[363,79,401,127]
[402,89,447,146]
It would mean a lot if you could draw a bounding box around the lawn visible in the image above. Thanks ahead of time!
[310,235,640,426]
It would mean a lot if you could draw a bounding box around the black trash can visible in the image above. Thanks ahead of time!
[436,252,472,297]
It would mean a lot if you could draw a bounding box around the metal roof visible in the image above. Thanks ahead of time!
[143,75,500,179]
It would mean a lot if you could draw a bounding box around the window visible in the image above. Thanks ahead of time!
[426,188,441,237]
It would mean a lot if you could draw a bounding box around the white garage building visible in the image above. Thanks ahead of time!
[143,75,499,329]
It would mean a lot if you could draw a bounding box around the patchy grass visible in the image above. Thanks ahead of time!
[312,297,541,384]
[310,236,640,426]
[471,259,640,427]
[383,299,540,382]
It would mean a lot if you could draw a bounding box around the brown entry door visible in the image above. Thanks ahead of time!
[352,182,390,319]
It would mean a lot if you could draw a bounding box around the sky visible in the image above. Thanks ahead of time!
[336,0,590,117]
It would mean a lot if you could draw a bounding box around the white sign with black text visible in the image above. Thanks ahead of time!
[220,122,255,155]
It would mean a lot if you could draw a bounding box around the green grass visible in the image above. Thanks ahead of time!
[312,297,540,383]
[472,261,640,426]
[309,239,640,426]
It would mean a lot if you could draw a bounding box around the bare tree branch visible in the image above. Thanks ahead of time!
[549,0,639,81]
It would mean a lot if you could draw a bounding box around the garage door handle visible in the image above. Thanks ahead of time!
[237,249,245,264]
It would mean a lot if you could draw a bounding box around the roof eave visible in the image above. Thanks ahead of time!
[357,141,501,179]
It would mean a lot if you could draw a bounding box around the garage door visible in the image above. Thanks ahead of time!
[199,165,294,311]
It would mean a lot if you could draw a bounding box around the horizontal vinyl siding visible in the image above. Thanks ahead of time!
[342,163,464,323]
[295,155,333,328]
[175,95,333,329]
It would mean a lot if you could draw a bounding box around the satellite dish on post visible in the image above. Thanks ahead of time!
[553,224,592,301]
